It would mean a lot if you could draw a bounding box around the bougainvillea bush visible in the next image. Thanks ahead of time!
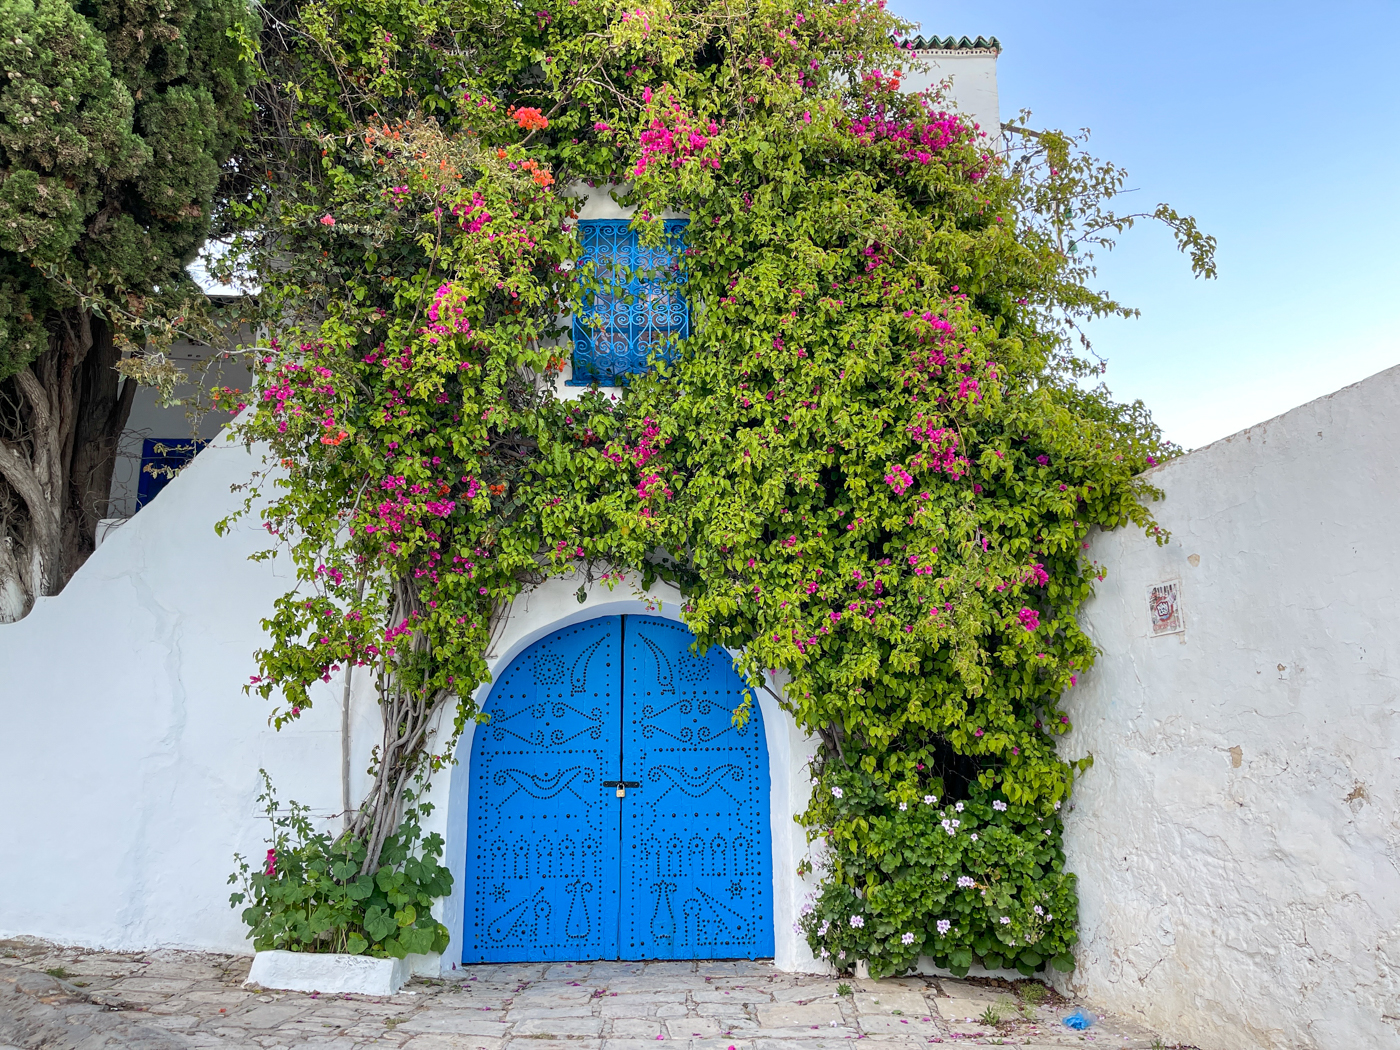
[225,0,1212,970]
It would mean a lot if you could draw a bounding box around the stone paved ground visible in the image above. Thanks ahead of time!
[1,939,1190,1050]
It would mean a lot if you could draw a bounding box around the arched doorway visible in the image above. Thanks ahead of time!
[462,615,773,962]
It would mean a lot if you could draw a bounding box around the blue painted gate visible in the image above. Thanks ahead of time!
[463,615,772,962]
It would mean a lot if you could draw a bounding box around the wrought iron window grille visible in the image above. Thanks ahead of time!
[569,219,689,386]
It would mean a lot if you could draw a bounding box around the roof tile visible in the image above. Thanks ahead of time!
[897,35,1002,52]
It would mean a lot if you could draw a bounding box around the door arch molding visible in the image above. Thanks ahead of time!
[437,582,816,971]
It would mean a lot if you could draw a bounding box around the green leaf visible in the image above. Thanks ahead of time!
[363,905,397,943]
[382,936,410,959]
[347,875,374,900]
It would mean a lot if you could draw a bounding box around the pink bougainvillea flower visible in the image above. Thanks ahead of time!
[320,215,335,226]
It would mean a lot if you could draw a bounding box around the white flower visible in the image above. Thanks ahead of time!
[923,794,937,805]
[850,915,865,928]
[819,948,829,958]
[1033,905,1044,916]
[901,932,915,945]
[801,902,814,915]
[899,801,908,811]
[957,876,975,888]
[955,801,964,812]
[818,920,830,936]
[838,951,846,959]
[1054,800,1061,810]
[992,800,1008,812]
[832,786,844,799]
[558,259,576,271]
[941,872,950,881]
[1044,829,1052,836]
[936,919,952,935]
[999,916,1012,925]
[969,833,978,841]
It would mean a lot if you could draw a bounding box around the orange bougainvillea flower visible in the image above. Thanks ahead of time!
[496,148,508,159]
[488,483,507,495]
[320,430,348,446]
[513,107,548,131]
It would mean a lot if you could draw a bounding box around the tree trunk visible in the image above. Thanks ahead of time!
[0,308,134,621]
[64,318,137,578]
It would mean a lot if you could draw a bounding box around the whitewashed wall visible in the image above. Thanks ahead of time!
[0,434,382,952]
[1061,364,1400,1050]
[0,425,826,969]
[900,49,1000,147]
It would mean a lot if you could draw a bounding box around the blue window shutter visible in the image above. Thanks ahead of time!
[135,438,208,509]
[570,219,689,385]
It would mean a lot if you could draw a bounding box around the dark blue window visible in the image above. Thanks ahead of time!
[570,219,689,385]
[136,437,207,509]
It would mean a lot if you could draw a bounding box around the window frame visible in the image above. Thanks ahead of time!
[569,218,690,386]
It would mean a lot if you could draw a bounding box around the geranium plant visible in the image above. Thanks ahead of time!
[230,774,451,957]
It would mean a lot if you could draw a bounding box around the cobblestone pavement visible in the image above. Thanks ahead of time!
[1,939,1184,1050]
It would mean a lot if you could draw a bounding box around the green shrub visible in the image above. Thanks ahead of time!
[230,774,451,958]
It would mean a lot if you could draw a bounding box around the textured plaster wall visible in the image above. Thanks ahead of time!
[900,50,1000,147]
[0,425,826,966]
[1061,365,1400,1050]
[0,434,383,953]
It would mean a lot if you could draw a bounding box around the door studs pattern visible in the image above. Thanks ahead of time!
[466,615,772,963]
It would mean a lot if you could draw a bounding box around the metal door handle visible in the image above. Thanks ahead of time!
[602,780,641,797]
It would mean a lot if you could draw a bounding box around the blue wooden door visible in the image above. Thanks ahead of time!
[619,617,773,959]
[463,617,622,962]
[464,615,772,962]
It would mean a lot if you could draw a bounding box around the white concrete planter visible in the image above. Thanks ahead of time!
[246,950,415,995]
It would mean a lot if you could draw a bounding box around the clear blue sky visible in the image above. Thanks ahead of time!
[899,0,1400,449]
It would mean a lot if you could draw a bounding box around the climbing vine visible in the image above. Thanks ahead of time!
[225,0,1211,971]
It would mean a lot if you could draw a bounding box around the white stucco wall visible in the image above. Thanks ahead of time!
[900,50,1000,148]
[0,432,383,952]
[1061,364,1400,1050]
[0,422,826,967]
